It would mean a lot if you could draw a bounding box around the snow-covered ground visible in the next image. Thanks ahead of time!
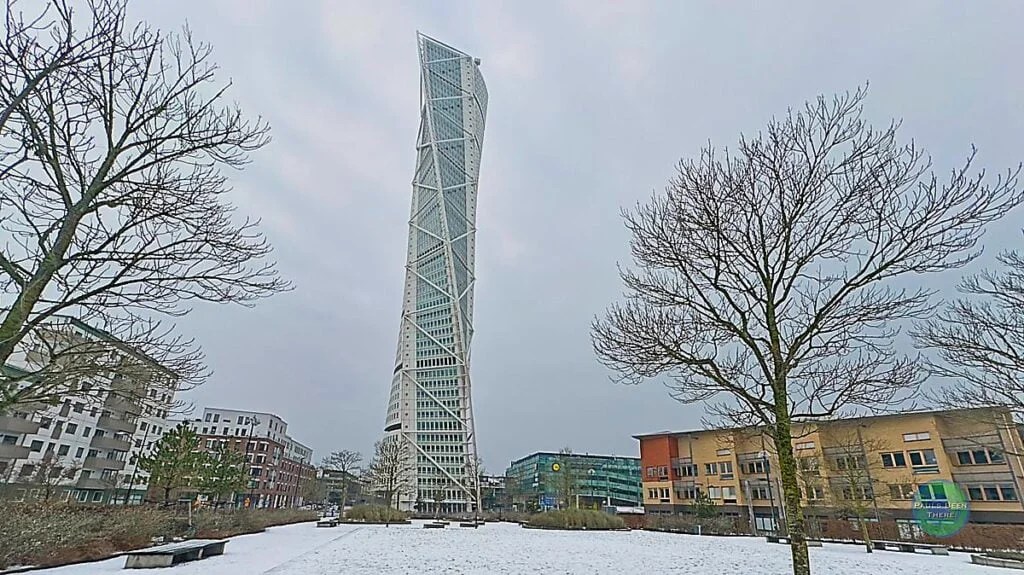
[36,520,992,574]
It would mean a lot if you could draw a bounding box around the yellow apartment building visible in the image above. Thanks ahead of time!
[635,407,1024,530]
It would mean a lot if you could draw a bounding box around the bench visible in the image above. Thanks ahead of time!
[459,521,480,528]
[424,522,446,529]
[766,535,822,547]
[317,518,339,528]
[872,540,949,555]
[124,539,228,569]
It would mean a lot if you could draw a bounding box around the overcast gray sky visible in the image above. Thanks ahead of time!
[131,1,1024,471]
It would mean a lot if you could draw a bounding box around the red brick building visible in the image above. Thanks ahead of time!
[187,407,315,508]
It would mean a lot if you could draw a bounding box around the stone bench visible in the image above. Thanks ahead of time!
[872,540,949,555]
[424,522,446,529]
[317,518,339,528]
[124,539,227,569]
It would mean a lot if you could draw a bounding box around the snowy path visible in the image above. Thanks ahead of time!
[36,520,992,574]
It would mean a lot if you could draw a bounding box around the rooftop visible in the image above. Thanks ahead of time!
[509,451,640,467]
[632,406,1013,440]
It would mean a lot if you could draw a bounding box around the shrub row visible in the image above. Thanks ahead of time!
[527,509,626,530]
[344,504,410,523]
[645,513,748,535]
[0,502,316,570]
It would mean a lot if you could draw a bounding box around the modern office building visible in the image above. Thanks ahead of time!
[186,407,314,508]
[0,317,178,504]
[635,407,1024,532]
[381,33,488,513]
[505,452,643,511]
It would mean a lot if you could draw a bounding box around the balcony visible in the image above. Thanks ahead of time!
[0,444,30,459]
[97,415,136,434]
[90,435,131,452]
[83,456,126,471]
[0,415,40,435]
[76,477,114,490]
[104,393,142,417]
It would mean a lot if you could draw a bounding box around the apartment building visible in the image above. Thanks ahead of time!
[505,452,643,511]
[636,407,1024,531]
[0,318,177,504]
[186,407,314,508]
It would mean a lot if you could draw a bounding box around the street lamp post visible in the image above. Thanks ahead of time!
[245,416,260,507]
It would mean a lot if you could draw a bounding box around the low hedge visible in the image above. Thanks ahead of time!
[0,502,316,570]
[527,509,626,530]
[344,504,410,524]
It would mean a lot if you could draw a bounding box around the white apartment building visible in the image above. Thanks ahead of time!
[0,319,177,504]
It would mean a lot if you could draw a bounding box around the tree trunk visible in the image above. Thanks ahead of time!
[774,413,811,575]
[859,517,873,553]
[0,210,86,369]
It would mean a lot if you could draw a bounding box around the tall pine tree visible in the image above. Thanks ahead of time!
[136,422,204,504]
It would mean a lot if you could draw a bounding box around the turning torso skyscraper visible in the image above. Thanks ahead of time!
[382,34,487,513]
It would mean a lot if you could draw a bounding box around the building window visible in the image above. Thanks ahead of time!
[751,485,772,500]
[889,484,916,500]
[955,449,1003,466]
[805,486,825,500]
[902,432,931,442]
[719,461,734,477]
[798,457,819,472]
[842,485,873,500]
[834,456,864,470]
[908,449,938,472]
[82,427,91,437]
[677,486,700,500]
[213,414,220,423]
[57,444,70,456]
[917,482,947,501]
[744,460,769,474]
[678,464,698,477]
[75,447,84,458]
[659,488,670,499]
[40,417,52,429]
[967,484,1018,502]
[73,402,85,413]
[66,423,78,434]
[705,462,718,475]
[722,486,737,502]
[880,452,907,468]
[238,416,244,424]
[30,440,43,452]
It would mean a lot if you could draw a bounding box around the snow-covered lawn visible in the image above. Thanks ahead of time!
[36,520,991,574]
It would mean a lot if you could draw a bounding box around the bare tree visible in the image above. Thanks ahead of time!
[817,426,899,553]
[592,88,1023,575]
[321,449,362,509]
[364,438,412,520]
[0,0,288,413]
[914,239,1024,411]
[19,451,80,502]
